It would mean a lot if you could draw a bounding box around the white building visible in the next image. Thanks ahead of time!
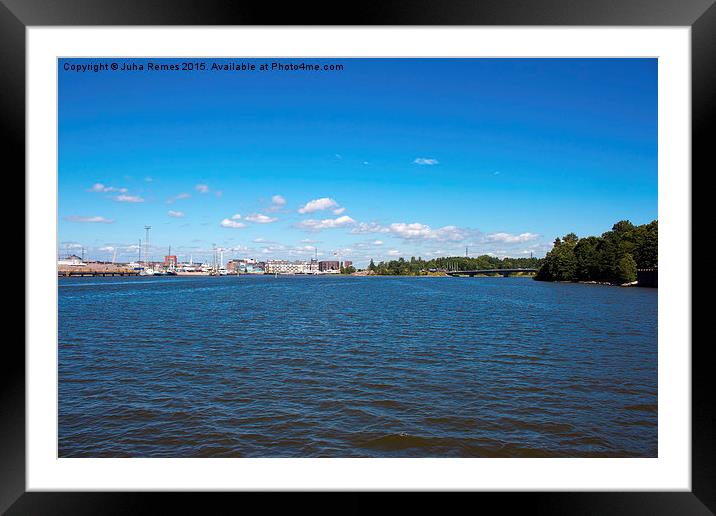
[265,259,319,274]
[57,254,84,266]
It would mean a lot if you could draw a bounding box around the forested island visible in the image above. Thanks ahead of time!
[365,255,543,276]
[534,220,657,284]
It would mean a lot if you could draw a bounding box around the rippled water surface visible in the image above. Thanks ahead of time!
[58,276,657,457]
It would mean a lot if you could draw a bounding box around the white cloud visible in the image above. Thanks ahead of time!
[66,215,114,224]
[388,222,434,239]
[167,193,191,204]
[98,246,115,252]
[167,210,185,218]
[333,207,346,215]
[266,194,287,213]
[230,213,242,220]
[289,245,319,256]
[296,215,355,231]
[352,221,466,242]
[245,214,278,224]
[351,222,391,234]
[113,194,144,203]
[88,183,128,193]
[298,197,339,214]
[392,223,466,242]
[195,184,210,194]
[387,249,401,256]
[485,232,539,244]
[414,158,439,165]
[353,240,385,251]
[220,218,246,229]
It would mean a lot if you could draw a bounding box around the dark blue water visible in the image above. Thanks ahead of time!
[58,276,657,457]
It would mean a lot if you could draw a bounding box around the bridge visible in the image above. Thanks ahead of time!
[446,268,537,277]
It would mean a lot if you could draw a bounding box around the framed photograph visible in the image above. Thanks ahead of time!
[5,0,710,512]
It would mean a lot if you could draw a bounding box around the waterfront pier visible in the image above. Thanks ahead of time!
[58,267,140,277]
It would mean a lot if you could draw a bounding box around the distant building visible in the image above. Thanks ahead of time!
[265,260,294,274]
[225,260,240,273]
[179,261,202,272]
[265,260,318,274]
[227,258,263,274]
[164,255,178,267]
[58,254,84,266]
[245,264,264,274]
[318,260,340,272]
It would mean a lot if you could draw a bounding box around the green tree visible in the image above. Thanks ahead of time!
[573,236,601,281]
[617,253,637,283]
[536,220,657,284]
[562,232,579,245]
[631,220,657,268]
[611,220,636,235]
[535,233,578,281]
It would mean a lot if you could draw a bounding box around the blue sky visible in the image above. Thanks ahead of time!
[59,58,657,265]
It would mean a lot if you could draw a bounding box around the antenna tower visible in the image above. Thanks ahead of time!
[144,226,152,267]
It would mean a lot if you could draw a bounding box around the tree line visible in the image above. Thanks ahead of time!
[534,220,657,284]
[366,255,543,276]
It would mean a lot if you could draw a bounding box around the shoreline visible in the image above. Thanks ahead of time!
[539,280,648,288]
[59,272,536,279]
[57,273,652,287]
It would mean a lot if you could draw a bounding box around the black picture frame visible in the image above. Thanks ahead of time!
[3,0,710,513]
